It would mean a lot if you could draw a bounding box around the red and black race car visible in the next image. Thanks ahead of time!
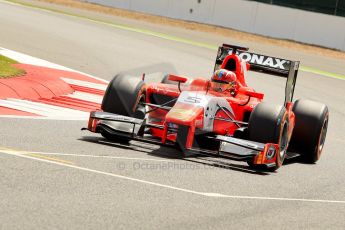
[84,44,329,171]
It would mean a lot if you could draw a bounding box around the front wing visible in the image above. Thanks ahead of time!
[83,111,281,169]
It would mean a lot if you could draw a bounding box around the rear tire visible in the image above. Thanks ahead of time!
[101,74,146,141]
[289,99,329,163]
[247,103,289,171]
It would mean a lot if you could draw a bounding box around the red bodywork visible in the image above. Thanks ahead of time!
[87,52,297,168]
[143,54,296,167]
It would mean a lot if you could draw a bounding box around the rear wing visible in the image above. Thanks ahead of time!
[214,44,299,105]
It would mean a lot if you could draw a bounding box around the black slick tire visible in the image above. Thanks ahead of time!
[289,99,329,163]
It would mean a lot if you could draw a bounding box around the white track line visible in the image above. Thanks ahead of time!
[66,91,103,104]
[1,148,345,204]
[0,47,108,83]
[0,115,87,121]
[28,152,176,162]
[0,47,105,120]
[7,98,89,116]
[0,98,89,118]
[0,88,103,120]
[61,78,107,90]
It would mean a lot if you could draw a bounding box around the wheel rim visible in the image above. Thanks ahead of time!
[134,95,146,119]
[279,122,289,160]
[318,115,329,154]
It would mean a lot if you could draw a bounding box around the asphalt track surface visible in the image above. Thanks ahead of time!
[1,1,345,229]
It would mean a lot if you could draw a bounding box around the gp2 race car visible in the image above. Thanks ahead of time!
[83,44,329,171]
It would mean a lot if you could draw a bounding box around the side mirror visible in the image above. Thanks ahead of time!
[168,75,188,83]
[244,90,264,100]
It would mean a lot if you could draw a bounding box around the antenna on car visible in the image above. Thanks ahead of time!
[206,80,211,95]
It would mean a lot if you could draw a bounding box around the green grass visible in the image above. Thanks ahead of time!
[0,55,26,78]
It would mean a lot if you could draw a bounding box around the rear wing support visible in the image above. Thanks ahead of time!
[214,44,300,105]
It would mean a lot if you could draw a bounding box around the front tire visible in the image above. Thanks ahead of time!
[247,103,289,171]
[101,73,146,118]
[289,99,329,163]
[101,74,146,141]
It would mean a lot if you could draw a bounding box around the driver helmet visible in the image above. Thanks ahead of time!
[211,69,237,93]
